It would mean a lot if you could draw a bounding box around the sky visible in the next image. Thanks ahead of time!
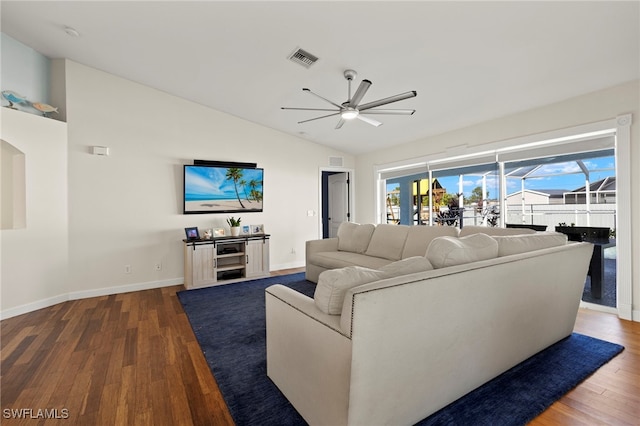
[387,156,615,200]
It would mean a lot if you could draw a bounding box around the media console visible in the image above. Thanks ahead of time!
[183,234,270,289]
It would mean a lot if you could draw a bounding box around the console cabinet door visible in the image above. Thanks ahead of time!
[190,244,216,287]
[245,239,269,278]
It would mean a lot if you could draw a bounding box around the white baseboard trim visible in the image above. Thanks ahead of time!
[0,278,184,320]
[0,294,69,321]
[579,301,639,323]
[579,301,618,316]
[271,261,305,271]
[68,278,183,300]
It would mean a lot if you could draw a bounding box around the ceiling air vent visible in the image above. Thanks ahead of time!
[288,48,319,68]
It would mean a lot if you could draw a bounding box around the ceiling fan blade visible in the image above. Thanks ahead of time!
[356,115,382,127]
[302,88,343,109]
[297,111,340,124]
[357,91,417,112]
[335,118,345,129]
[349,79,372,107]
[281,107,339,112]
[358,108,415,115]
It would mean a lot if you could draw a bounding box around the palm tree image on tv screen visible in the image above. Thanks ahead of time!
[184,165,264,214]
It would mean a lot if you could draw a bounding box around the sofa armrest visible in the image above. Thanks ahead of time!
[306,237,339,256]
[265,284,351,425]
[306,238,340,282]
[265,284,344,334]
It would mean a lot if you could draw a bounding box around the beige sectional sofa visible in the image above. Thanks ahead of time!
[305,222,535,282]
[267,224,593,426]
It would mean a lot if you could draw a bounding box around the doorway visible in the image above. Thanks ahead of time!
[321,171,351,238]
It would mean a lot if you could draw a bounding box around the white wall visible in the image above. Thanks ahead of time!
[355,80,640,318]
[1,108,68,316]
[63,60,354,297]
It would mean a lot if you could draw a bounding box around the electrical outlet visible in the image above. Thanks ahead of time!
[290,248,296,254]
[124,265,131,274]
[154,262,162,271]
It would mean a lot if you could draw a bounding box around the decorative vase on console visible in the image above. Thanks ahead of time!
[227,216,242,237]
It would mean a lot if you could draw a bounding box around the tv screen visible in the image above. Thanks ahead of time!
[183,165,264,214]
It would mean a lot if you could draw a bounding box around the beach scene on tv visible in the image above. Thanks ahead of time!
[184,166,263,213]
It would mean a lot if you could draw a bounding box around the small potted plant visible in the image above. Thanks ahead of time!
[227,216,242,236]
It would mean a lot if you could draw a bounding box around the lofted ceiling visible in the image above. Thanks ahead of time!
[1,1,638,155]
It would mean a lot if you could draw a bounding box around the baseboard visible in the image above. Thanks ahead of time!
[0,278,184,320]
[271,261,305,271]
[579,301,619,316]
[68,278,183,300]
[0,294,69,321]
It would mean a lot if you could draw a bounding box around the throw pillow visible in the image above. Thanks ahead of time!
[314,266,389,315]
[380,256,434,276]
[426,233,499,269]
[493,233,567,256]
[336,222,376,254]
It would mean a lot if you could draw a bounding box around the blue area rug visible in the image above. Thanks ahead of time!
[178,273,624,426]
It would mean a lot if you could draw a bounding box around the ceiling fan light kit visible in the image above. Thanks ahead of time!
[341,107,359,120]
[282,69,417,129]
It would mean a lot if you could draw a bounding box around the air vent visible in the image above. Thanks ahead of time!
[288,48,319,68]
[329,156,344,167]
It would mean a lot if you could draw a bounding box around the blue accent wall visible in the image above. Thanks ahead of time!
[1,33,50,109]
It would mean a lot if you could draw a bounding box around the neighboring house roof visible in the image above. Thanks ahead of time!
[507,189,568,198]
[570,176,616,193]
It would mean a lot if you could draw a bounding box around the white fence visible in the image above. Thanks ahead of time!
[462,204,616,231]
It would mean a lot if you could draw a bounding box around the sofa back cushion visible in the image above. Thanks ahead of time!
[365,224,409,260]
[337,222,375,253]
[459,225,536,237]
[314,266,389,315]
[380,256,433,276]
[493,232,568,257]
[426,233,499,268]
[402,225,460,258]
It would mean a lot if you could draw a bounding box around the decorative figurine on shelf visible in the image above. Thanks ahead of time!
[2,90,27,109]
[31,102,59,117]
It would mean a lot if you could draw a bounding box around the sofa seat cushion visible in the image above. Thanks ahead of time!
[337,222,375,253]
[365,224,409,260]
[401,225,460,258]
[309,251,394,270]
[493,232,568,256]
[314,267,389,315]
[380,256,433,276]
[426,233,499,268]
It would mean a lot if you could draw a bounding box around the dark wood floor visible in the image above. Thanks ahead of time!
[1,269,638,425]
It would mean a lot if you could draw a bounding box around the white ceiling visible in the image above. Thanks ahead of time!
[2,1,638,155]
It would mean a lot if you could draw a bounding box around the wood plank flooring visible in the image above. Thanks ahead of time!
[2,270,639,425]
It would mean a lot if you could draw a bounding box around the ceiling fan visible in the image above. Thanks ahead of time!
[281,69,417,129]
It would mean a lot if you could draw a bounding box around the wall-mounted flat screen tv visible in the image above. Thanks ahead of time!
[183,165,264,214]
